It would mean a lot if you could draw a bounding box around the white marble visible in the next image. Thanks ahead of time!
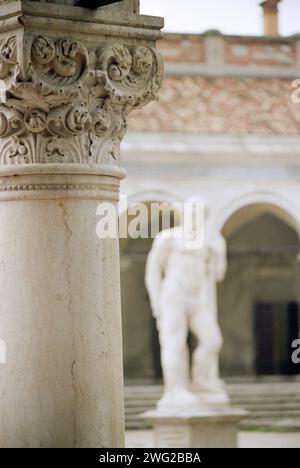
[142,407,247,448]
[0,0,163,447]
[145,205,229,410]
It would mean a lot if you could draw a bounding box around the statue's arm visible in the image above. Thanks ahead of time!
[145,234,169,318]
[213,234,227,282]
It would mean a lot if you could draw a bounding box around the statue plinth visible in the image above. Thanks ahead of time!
[142,407,248,449]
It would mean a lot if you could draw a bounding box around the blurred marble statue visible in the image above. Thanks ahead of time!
[145,201,229,410]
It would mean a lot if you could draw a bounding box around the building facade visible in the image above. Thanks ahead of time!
[120,25,300,382]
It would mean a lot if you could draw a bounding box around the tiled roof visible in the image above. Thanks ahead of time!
[128,76,300,134]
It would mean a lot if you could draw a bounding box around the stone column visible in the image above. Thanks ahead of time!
[0,0,163,448]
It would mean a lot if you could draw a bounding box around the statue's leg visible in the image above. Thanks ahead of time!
[190,309,223,390]
[157,297,201,408]
[158,300,189,392]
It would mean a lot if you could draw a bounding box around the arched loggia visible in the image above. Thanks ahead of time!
[218,198,300,378]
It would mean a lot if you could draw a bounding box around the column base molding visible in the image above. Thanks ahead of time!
[0,164,126,200]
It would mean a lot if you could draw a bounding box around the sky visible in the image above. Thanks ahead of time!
[140,0,300,37]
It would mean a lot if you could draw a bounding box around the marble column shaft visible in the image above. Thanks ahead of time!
[0,0,163,447]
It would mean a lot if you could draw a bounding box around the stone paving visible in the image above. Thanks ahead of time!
[126,430,300,449]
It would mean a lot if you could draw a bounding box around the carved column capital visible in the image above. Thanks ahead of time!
[0,1,163,169]
[0,34,163,167]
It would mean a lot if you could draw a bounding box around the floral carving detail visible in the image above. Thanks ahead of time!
[131,46,153,74]
[96,44,163,111]
[47,105,91,137]
[24,109,47,133]
[0,36,17,80]
[102,140,119,165]
[98,45,132,82]
[0,34,163,166]
[31,36,55,65]
[0,136,31,165]
[91,107,111,137]
[31,36,88,86]
[0,107,23,137]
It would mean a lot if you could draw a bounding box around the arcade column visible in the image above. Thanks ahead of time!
[0,0,163,447]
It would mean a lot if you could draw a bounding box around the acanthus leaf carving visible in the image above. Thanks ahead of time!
[0,36,17,81]
[47,104,91,138]
[0,136,31,165]
[31,36,89,86]
[97,45,133,83]
[0,33,163,166]
[24,109,47,133]
[0,107,24,137]
[95,44,163,111]
[90,106,111,137]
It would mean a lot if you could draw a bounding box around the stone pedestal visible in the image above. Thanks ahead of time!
[0,1,163,448]
[143,408,248,449]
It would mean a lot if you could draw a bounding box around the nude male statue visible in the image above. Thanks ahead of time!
[145,203,229,409]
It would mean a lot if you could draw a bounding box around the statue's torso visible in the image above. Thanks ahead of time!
[163,238,210,294]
